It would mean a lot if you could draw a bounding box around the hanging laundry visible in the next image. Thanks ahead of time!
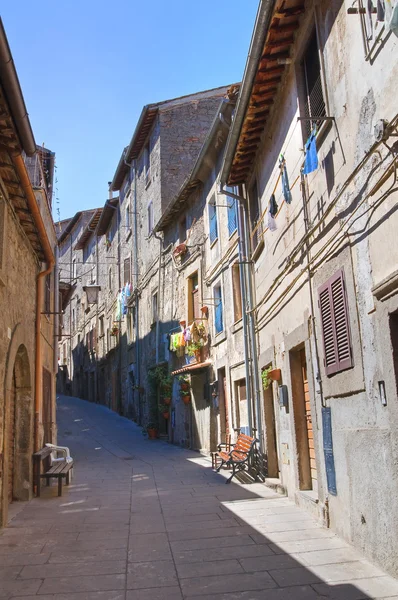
[279,157,292,204]
[385,0,398,34]
[303,130,318,175]
[366,0,374,40]
[267,211,277,232]
[269,194,278,217]
[377,0,385,20]
[184,327,191,343]
[121,289,127,316]
[125,283,131,299]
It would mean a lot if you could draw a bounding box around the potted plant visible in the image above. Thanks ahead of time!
[187,342,202,361]
[178,375,190,392]
[261,367,272,390]
[181,393,191,405]
[159,404,170,419]
[269,368,281,382]
[163,397,171,406]
[146,422,158,439]
[173,243,187,258]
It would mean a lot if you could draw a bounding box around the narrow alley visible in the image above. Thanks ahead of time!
[1,396,397,600]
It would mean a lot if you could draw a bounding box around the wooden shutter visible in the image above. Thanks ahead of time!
[318,269,353,376]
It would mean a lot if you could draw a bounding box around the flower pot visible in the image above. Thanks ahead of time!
[162,411,170,420]
[163,397,171,405]
[180,383,190,392]
[194,350,201,361]
[147,428,158,440]
[182,395,191,405]
[200,306,208,316]
[268,368,281,382]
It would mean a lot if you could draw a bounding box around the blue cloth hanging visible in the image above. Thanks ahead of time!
[303,130,318,175]
[280,156,292,204]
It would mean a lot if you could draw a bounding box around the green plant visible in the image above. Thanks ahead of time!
[187,342,202,357]
[261,367,272,390]
[146,422,157,430]
[158,404,170,414]
[177,374,189,383]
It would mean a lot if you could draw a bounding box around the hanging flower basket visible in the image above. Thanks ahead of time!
[162,411,170,419]
[180,383,190,392]
[269,368,281,382]
[163,397,171,406]
[182,394,191,405]
[173,243,187,258]
[110,327,119,336]
[147,428,158,439]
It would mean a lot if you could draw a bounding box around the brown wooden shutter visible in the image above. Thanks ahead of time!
[318,269,353,376]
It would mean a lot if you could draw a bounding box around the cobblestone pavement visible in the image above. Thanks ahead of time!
[1,395,398,599]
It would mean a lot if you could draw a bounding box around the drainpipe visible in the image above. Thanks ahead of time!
[53,246,59,376]
[219,186,253,434]
[219,185,263,459]
[153,231,163,365]
[132,160,141,422]
[12,154,55,452]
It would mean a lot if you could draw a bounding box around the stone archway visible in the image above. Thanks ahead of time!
[2,341,33,526]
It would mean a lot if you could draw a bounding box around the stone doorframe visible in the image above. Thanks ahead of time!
[1,323,34,527]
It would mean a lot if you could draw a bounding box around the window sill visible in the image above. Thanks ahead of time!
[231,319,243,334]
[210,237,218,249]
[213,330,226,346]
[126,229,132,242]
[145,177,152,190]
[251,240,265,262]
[228,230,238,241]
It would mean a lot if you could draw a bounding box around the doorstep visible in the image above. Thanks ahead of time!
[296,488,327,525]
[263,477,286,496]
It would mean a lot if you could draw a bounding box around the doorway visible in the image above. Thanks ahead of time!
[217,368,230,445]
[262,370,279,478]
[42,368,52,445]
[290,346,317,491]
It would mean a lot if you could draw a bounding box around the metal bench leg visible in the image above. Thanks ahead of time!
[216,459,225,473]
[46,478,50,486]
[66,471,70,485]
[58,477,63,497]
[226,463,237,484]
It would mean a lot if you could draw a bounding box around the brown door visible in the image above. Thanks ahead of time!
[301,349,317,486]
[263,376,279,478]
[42,368,52,444]
[7,372,16,504]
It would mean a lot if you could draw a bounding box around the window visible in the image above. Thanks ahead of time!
[123,177,131,200]
[126,202,131,231]
[72,308,76,331]
[108,267,112,290]
[144,142,151,185]
[318,269,353,376]
[44,273,51,315]
[99,315,104,337]
[188,273,200,322]
[214,283,223,334]
[249,180,261,253]
[232,264,242,323]
[179,216,187,243]
[209,196,218,244]
[226,186,238,236]
[301,31,326,138]
[147,201,154,235]
[124,257,131,285]
[152,292,158,323]
[72,257,77,281]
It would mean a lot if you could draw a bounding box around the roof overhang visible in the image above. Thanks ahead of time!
[111,105,159,191]
[74,208,103,250]
[171,361,212,376]
[97,197,119,236]
[221,0,305,186]
[57,212,82,244]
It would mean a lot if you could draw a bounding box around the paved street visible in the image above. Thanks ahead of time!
[1,395,398,600]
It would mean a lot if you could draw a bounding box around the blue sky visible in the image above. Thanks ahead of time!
[2,1,259,221]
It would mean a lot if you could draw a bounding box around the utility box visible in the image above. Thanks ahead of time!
[279,384,289,409]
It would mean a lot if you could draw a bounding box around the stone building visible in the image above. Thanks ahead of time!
[0,19,57,527]
[219,0,398,577]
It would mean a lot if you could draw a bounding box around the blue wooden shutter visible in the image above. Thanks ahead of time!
[209,203,218,243]
[214,286,223,334]
[322,407,337,495]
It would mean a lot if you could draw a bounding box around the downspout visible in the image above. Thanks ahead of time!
[53,244,59,436]
[153,231,163,365]
[12,154,55,452]
[219,185,263,458]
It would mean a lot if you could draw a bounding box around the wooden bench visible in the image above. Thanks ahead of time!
[33,447,74,497]
[214,433,257,484]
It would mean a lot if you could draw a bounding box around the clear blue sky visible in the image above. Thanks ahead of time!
[2,1,259,221]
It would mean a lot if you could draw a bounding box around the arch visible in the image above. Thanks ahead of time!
[1,323,34,527]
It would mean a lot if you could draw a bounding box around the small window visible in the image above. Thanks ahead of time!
[152,292,158,323]
[301,31,326,138]
[318,269,353,376]
[44,273,51,315]
[147,201,154,235]
[214,283,223,334]
[179,216,187,243]
[232,264,242,323]
[72,257,77,281]
[209,196,218,244]
[108,267,112,290]
[72,308,76,331]
[124,257,131,286]
[99,315,104,337]
[123,177,131,200]
[144,142,151,186]
[126,202,131,231]
[249,180,261,252]
[226,186,238,236]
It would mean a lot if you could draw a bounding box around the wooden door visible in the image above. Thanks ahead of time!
[42,368,52,444]
[301,349,317,486]
[7,372,16,504]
